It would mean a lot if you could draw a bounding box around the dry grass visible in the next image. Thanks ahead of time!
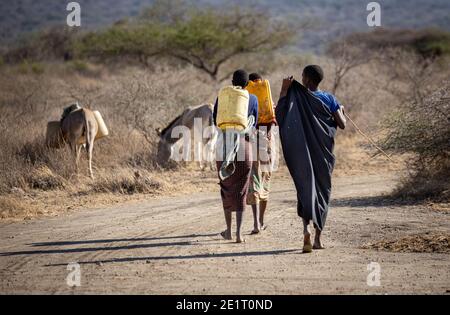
[27,165,67,191]
[91,169,164,195]
[362,233,450,254]
[0,195,33,219]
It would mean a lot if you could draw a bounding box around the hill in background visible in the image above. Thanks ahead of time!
[1,0,449,52]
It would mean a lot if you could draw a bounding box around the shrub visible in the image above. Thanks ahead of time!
[0,196,29,219]
[31,62,45,75]
[69,60,89,72]
[3,27,77,63]
[343,28,450,58]
[381,82,450,200]
[91,169,164,195]
[27,166,66,191]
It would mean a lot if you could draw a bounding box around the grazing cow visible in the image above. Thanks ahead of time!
[156,104,218,170]
[61,103,99,179]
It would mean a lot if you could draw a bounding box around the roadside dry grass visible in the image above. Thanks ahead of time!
[363,233,450,254]
[0,167,219,222]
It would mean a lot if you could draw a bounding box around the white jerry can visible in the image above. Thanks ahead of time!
[93,111,109,140]
[77,110,109,145]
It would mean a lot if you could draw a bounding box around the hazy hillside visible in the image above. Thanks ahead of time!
[1,0,449,51]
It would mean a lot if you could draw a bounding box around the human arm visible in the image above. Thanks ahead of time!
[333,105,347,130]
[327,94,346,130]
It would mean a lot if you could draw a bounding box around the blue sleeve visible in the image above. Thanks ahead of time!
[213,98,218,126]
[248,95,258,127]
[329,94,341,113]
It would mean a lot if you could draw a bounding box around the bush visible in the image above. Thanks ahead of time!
[381,82,450,200]
[3,27,77,63]
[27,166,66,191]
[0,196,29,219]
[69,60,89,72]
[344,28,450,58]
[91,169,164,195]
[31,62,45,75]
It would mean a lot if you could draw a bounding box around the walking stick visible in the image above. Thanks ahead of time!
[344,112,396,164]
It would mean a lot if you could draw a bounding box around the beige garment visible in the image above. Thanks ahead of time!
[247,129,274,205]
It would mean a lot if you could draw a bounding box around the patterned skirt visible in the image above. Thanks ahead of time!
[216,136,253,213]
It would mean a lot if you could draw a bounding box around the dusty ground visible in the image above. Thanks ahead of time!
[0,168,449,295]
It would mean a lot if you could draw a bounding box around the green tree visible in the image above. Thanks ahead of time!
[74,24,165,66]
[163,8,295,80]
[76,4,296,80]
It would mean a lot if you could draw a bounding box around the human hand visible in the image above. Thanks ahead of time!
[280,76,294,98]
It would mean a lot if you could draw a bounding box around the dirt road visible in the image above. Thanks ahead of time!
[0,172,449,294]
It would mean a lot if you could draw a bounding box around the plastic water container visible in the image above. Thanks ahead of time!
[76,110,109,145]
[246,79,275,125]
[93,111,109,140]
[217,86,249,131]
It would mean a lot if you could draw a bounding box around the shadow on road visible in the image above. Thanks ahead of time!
[278,194,418,209]
[27,233,219,247]
[331,195,421,208]
[0,233,261,257]
[45,249,300,267]
[0,241,195,257]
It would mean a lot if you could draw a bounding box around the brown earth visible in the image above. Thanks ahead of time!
[0,168,449,295]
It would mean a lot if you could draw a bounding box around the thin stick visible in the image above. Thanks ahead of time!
[344,113,396,164]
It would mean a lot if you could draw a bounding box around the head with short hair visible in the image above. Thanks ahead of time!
[302,65,324,90]
[249,73,263,82]
[232,69,249,88]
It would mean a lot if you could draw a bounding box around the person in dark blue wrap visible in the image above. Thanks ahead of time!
[276,65,347,253]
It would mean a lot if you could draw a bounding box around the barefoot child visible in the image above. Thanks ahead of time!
[213,70,258,243]
[246,73,277,234]
[276,65,346,253]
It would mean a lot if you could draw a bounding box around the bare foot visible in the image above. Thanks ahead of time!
[250,229,261,235]
[303,233,313,253]
[314,231,324,249]
[261,225,268,231]
[313,240,325,250]
[236,235,246,244]
[220,230,232,241]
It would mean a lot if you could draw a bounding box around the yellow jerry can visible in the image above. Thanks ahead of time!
[217,86,250,131]
[246,79,275,125]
